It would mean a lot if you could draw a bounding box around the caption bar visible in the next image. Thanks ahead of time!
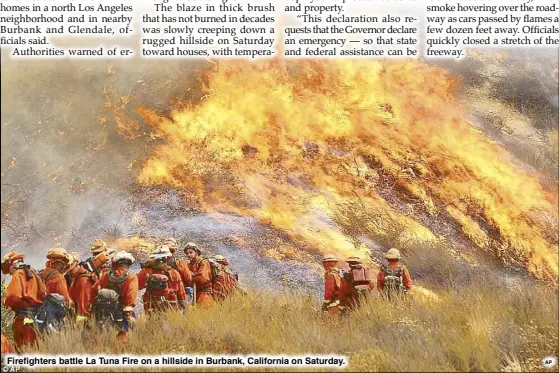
[3,354,348,368]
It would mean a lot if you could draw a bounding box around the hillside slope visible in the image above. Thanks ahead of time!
[20,269,559,372]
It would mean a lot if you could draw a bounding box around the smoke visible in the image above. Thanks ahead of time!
[437,48,558,180]
[0,51,204,267]
[0,54,325,293]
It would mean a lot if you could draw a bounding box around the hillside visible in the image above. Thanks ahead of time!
[1,49,558,371]
[16,264,559,372]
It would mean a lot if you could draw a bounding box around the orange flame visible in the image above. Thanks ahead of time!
[133,60,557,281]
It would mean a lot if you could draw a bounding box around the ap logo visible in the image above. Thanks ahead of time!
[542,356,557,369]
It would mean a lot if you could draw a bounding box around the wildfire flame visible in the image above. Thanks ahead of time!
[132,60,558,282]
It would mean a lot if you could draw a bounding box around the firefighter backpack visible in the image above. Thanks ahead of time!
[344,266,373,299]
[92,289,123,324]
[147,273,169,291]
[34,293,68,332]
[146,273,173,310]
[382,265,406,296]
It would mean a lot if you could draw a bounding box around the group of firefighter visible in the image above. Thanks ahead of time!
[1,238,241,351]
[1,238,412,354]
[320,249,412,314]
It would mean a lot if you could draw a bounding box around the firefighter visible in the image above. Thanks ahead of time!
[213,255,238,285]
[69,250,115,321]
[40,247,73,306]
[214,255,244,299]
[87,240,114,276]
[211,255,229,301]
[2,251,47,349]
[321,254,342,315]
[64,252,81,288]
[377,248,412,299]
[99,249,117,277]
[64,252,81,318]
[164,237,192,290]
[91,239,108,255]
[79,241,110,280]
[213,255,229,267]
[92,251,138,341]
[340,256,374,311]
[137,245,187,314]
[1,332,15,354]
[213,255,234,296]
[184,242,214,307]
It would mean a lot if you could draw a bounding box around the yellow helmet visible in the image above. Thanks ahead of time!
[346,256,363,264]
[91,239,108,254]
[69,252,80,263]
[164,237,178,249]
[2,250,25,264]
[46,247,70,262]
[2,251,25,274]
[214,254,229,265]
[322,254,338,263]
[65,252,80,271]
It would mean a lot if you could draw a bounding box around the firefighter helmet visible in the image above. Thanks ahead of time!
[163,237,178,253]
[46,247,70,262]
[1,251,24,274]
[150,245,172,261]
[184,242,201,255]
[91,239,107,254]
[113,251,135,266]
[346,256,363,264]
[322,254,338,263]
[384,248,401,260]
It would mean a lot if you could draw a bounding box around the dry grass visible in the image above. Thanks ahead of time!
[7,274,556,372]
[1,280,15,339]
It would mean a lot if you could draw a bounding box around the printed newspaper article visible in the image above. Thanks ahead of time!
[1,0,558,58]
[1,0,558,372]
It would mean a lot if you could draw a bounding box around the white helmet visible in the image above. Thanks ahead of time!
[113,250,135,265]
[184,242,201,255]
[384,248,401,260]
[150,245,172,261]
